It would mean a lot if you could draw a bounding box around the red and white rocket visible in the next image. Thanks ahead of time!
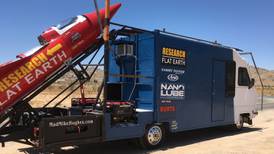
[0,3,121,115]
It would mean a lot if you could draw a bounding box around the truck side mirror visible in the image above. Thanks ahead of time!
[249,78,255,89]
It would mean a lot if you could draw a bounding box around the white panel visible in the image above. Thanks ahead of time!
[233,50,258,124]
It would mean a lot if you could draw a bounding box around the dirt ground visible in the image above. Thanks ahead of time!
[1,109,274,154]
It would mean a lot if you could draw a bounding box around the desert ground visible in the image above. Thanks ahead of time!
[1,107,274,154]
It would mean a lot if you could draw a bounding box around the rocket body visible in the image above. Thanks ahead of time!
[0,3,121,115]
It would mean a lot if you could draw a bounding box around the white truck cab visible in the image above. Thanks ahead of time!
[233,50,258,128]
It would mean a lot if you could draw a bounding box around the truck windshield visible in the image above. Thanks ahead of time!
[56,16,78,30]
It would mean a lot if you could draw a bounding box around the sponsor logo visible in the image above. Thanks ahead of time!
[161,47,186,66]
[161,68,185,75]
[161,100,172,103]
[162,47,186,58]
[160,106,176,112]
[162,57,185,66]
[167,74,179,82]
[160,83,185,99]
[49,120,94,128]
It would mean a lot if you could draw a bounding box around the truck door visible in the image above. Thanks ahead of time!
[211,60,226,121]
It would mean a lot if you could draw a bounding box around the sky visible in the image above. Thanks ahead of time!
[0,0,273,70]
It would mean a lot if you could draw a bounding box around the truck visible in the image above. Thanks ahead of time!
[0,2,262,152]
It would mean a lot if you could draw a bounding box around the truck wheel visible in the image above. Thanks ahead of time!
[234,116,244,130]
[139,124,165,149]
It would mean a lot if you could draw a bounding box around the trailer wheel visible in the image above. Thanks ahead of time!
[234,116,244,130]
[139,124,165,149]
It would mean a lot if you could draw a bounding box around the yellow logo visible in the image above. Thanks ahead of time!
[162,47,186,58]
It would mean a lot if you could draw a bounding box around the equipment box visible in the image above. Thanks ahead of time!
[38,115,102,148]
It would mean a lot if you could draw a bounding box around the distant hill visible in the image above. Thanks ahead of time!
[249,67,274,96]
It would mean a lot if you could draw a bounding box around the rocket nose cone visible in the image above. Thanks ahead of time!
[109,3,122,19]
[84,3,121,24]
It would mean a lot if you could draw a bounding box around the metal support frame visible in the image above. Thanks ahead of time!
[71,63,90,81]
[42,45,101,108]
[43,30,118,109]
[240,52,264,110]
[0,101,38,147]
[0,40,104,146]
[52,56,104,108]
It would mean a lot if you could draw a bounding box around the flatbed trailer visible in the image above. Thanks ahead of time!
[0,4,263,152]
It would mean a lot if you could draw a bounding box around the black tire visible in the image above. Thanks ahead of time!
[139,124,165,149]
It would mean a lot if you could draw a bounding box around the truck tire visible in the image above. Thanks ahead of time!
[234,116,244,130]
[139,124,165,149]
